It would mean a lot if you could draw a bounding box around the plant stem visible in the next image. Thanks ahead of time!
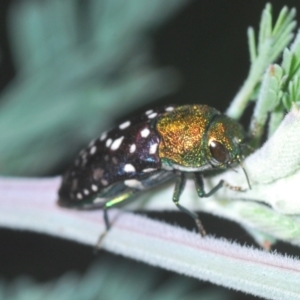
[1,176,300,299]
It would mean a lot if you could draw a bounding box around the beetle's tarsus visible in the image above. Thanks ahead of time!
[223,181,246,192]
[195,218,206,236]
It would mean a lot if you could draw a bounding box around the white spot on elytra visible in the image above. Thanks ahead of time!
[106,138,112,147]
[111,136,124,151]
[148,112,157,119]
[90,146,97,155]
[129,144,136,153]
[92,184,98,192]
[101,179,108,186]
[124,164,136,173]
[165,106,174,111]
[143,168,156,173]
[124,179,144,190]
[77,193,82,199]
[141,128,150,138]
[149,143,158,154]
[119,121,130,130]
[100,132,107,141]
[83,189,89,195]
[145,109,153,115]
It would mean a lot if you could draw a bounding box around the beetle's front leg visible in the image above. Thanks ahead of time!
[194,173,244,197]
[173,172,206,236]
[194,172,224,197]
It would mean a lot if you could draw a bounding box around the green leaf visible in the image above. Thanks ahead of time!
[250,64,284,144]
[227,4,296,119]
[247,27,257,64]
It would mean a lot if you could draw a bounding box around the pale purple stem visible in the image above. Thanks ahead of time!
[1,176,300,299]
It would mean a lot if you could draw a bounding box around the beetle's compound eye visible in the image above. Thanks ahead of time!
[209,140,229,163]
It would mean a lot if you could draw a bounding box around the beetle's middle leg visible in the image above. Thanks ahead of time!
[173,173,206,236]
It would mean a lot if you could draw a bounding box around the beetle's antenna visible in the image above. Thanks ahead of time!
[238,157,251,190]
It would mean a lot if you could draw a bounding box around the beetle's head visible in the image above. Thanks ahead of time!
[205,114,245,169]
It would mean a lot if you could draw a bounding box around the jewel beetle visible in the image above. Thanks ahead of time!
[58,104,250,236]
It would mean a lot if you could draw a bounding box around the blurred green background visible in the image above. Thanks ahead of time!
[1,1,300,299]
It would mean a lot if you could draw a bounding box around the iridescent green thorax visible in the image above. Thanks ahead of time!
[156,105,245,171]
[156,105,220,168]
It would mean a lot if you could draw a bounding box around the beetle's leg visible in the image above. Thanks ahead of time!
[173,173,206,236]
[194,173,244,195]
[194,172,224,197]
[94,208,110,253]
[103,207,110,231]
[104,189,138,227]
[95,189,137,250]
